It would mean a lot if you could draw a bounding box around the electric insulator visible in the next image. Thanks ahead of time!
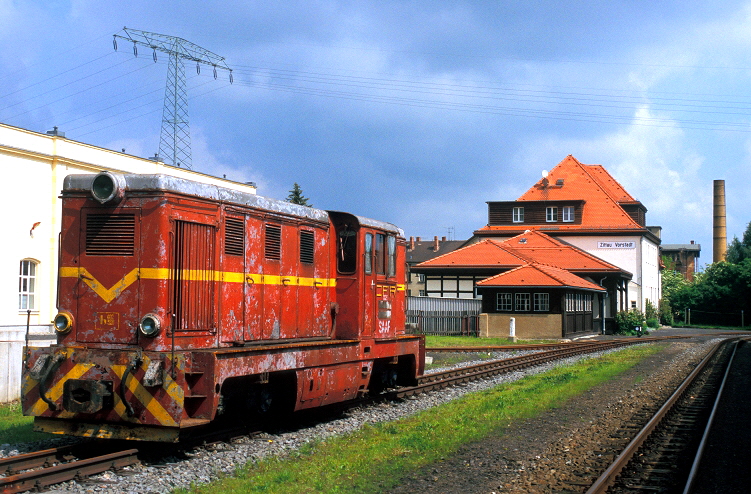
[133,42,138,57]
[229,71,233,84]
[196,62,200,75]
[153,49,157,62]
[213,65,217,79]
[113,37,118,51]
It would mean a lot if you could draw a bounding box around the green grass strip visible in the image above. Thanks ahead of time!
[0,402,51,444]
[189,344,663,494]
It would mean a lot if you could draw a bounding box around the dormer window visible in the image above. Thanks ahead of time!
[562,206,575,222]
[546,206,558,222]
[512,207,524,223]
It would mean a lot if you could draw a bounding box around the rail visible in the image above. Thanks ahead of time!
[0,447,139,493]
[585,339,727,493]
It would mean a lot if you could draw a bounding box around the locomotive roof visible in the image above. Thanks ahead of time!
[62,173,403,236]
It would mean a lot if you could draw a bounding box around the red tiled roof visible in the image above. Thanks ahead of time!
[478,155,642,233]
[416,230,625,274]
[476,262,606,290]
[415,238,529,268]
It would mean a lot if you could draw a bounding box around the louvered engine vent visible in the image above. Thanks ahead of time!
[300,230,314,264]
[86,214,135,256]
[265,225,281,260]
[225,218,245,256]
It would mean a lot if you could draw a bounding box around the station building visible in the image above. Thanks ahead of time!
[0,122,256,402]
[412,155,662,337]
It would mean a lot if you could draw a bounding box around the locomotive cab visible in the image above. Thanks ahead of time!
[328,211,407,341]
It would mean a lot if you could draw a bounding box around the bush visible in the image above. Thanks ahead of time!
[615,309,646,335]
[645,300,658,321]
[646,318,659,329]
[659,299,674,326]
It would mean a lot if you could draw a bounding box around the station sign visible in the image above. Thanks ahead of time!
[597,241,636,249]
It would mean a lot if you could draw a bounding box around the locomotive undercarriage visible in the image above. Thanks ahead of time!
[23,337,421,442]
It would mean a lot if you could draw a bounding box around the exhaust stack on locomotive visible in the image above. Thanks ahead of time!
[23,172,424,442]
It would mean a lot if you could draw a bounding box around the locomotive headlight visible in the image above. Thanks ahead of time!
[91,172,126,204]
[53,312,74,334]
[139,314,161,337]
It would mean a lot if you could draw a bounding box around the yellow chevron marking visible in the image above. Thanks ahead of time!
[60,266,336,303]
[30,362,94,417]
[111,363,178,426]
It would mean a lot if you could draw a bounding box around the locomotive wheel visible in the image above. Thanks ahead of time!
[248,385,274,415]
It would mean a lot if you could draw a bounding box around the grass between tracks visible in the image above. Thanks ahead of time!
[186,343,664,494]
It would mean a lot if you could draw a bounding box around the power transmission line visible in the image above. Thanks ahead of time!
[113,27,233,169]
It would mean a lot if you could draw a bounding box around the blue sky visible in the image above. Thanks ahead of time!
[2,1,750,266]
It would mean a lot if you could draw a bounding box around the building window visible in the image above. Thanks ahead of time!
[562,206,575,222]
[419,290,426,296]
[515,293,530,311]
[497,293,512,311]
[533,293,549,312]
[546,207,558,222]
[512,207,524,223]
[19,260,37,310]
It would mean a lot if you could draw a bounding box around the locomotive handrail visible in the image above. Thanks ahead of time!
[120,354,142,417]
[33,354,65,411]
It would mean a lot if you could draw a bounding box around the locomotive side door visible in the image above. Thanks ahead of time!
[76,207,141,345]
[279,222,299,338]
[243,215,264,341]
[372,232,397,338]
[361,231,376,338]
[220,214,245,343]
[261,221,282,340]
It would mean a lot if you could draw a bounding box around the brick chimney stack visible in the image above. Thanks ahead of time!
[433,236,439,251]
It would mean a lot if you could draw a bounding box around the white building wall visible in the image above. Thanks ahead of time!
[556,234,661,312]
[0,123,257,403]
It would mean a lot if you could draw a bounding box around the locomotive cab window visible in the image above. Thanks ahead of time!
[337,226,357,274]
[374,234,396,277]
[364,233,373,274]
[387,235,396,277]
[375,234,385,275]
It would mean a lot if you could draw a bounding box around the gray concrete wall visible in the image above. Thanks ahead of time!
[0,325,54,403]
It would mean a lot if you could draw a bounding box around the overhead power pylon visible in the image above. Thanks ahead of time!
[113,27,232,169]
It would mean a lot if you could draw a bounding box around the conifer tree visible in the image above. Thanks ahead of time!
[287,183,312,207]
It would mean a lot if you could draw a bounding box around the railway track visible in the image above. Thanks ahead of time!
[398,339,648,398]
[586,338,746,493]
[0,444,139,493]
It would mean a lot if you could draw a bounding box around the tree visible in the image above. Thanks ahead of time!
[726,221,751,264]
[287,183,312,207]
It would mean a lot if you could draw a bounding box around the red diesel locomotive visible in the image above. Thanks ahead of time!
[22,172,424,441]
